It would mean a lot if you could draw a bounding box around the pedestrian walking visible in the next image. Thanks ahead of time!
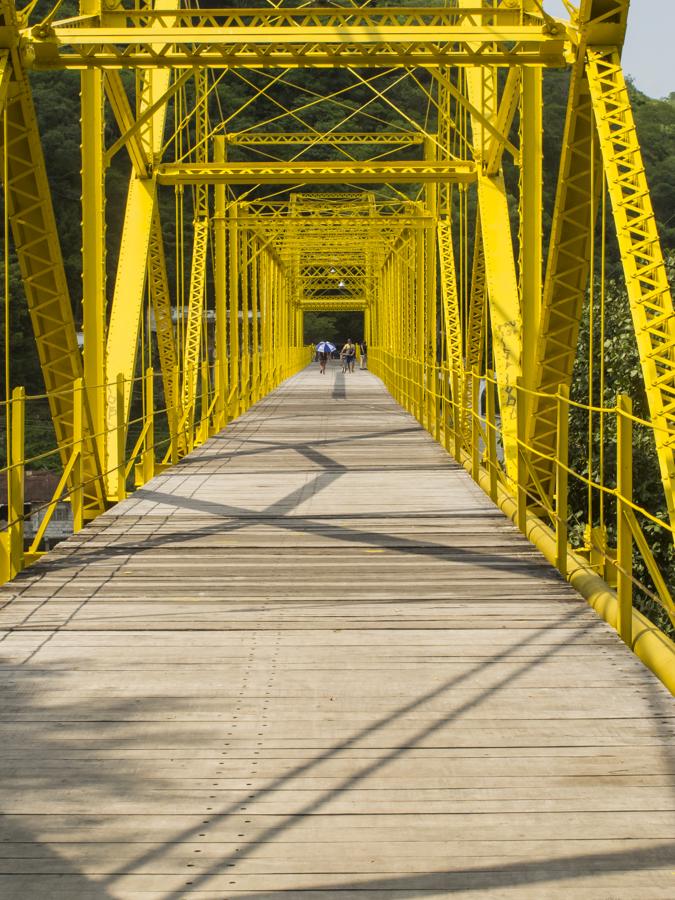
[315,341,335,375]
[359,340,368,370]
[342,338,356,373]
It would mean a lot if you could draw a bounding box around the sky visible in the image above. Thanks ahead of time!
[542,0,675,99]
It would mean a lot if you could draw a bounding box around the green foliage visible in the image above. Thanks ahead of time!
[568,253,675,638]
[303,311,364,346]
[1,46,674,638]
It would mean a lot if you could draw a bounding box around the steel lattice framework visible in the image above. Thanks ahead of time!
[1,1,674,678]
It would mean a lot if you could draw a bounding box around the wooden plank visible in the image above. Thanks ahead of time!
[0,364,673,898]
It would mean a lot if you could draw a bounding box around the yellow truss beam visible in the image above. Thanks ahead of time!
[181,219,209,417]
[104,2,178,494]
[80,36,107,475]
[23,10,567,70]
[0,50,10,116]
[147,205,177,410]
[226,131,424,147]
[466,211,486,376]
[181,70,210,429]
[104,71,151,178]
[526,0,630,500]
[437,220,462,373]
[432,68,520,166]
[462,212,487,430]
[485,67,521,175]
[156,160,477,186]
[586,48,675,530]
[465,58,522,480]
[104,69,191,167]
[0,2,105,510]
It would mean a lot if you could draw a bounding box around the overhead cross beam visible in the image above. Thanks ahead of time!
[156,160,477,185]
[225,131,425,147]
[21,10,569,70]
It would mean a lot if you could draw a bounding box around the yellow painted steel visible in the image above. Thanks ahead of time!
[147,206,178,412]
[226,132,424,147]
[180,70,209,434]
[527,0,629,503]
[0,0,105,513]
[156,160,477,186]
[103,9,178,494]
[23,10,568,70]
[586,48,675,530]
[80,0,107,472]
[1,0,674,693]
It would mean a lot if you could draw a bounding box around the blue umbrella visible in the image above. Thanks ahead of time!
[315,341,336,353]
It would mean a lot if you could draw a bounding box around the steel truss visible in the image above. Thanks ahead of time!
[1,0,675,677]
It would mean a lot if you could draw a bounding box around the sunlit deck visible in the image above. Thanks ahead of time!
[0,364,673,899]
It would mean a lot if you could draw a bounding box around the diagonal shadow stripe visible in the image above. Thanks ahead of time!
[101,605,596,893]
[223,841,675,898]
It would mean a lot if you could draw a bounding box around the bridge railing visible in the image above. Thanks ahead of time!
[370,347,675,693]
[0,346,312,584]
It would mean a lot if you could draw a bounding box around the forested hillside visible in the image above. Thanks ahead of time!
[2,58,673,390]
[1,59,673,450]
[0,37,673,632]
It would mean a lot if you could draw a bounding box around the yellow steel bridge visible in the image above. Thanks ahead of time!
[0,1,674,894]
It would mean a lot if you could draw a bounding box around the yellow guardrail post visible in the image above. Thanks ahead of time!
[485,370,498,503]
[440,367,448,453]
[143,367,155,483]
[185,364,195,453]
[516,376,527,534]
[432,366,440,444]
[471,367,480,482]
[452,368,462,461]
[115,373,126,503]
[71,378,84,533]
[555,384,569,578]
[213,356,223,432]
[8,386,26,578]
[617,393,633,645]
[199,359,209,443]
[171,363,180,465]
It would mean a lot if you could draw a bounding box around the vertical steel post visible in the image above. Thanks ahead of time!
[519,66,543,414]
[617,393,633,645]
[452,367,462,461]
[416,226,425,424]
[516,377,527,533]
[555,384,569,578]
[8,386,25,577]
[213,358,221,435]
[143,367,154,484]
[170,363,179,466]
[251,241,262,401]
[80,5,106,467]
[471,367,480,482]
[485,370,498,503]
[115,373,126,502]
[72,378,84,533]
[240,228,250,407]
[442,367,450,453]
[228,202,240,418]
[199,359,209,444]
[185,364,195,453]
[214,136,227,431]
[424,140,438,435]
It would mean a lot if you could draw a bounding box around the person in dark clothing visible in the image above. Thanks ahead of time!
[359,340,368,370]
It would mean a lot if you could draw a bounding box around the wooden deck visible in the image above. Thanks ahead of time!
[0,363,673,899]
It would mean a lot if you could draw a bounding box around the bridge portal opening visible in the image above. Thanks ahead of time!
[304,311,364,351]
